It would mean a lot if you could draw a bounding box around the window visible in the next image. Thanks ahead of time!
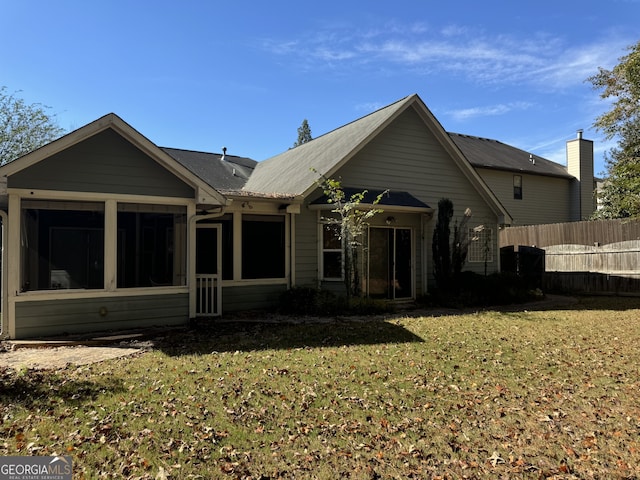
[242,215,285,279]
[21,200,105,291]
[468,227,493,263]
[322,223,342,279]
[117,203,187,287]
[513,175,523,200]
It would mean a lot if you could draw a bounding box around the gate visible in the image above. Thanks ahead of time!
[500,245,545,288]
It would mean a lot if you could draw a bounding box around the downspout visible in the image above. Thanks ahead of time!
[289,212,296,289]
[0,210,8,339]
[421,213,427,296]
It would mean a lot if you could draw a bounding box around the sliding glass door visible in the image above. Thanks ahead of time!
[368,227,413,299]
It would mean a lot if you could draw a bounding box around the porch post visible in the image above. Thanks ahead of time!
[6,194,20,338]
[187,203,197,319]
[0,210,7,339]
[104,199,117,291]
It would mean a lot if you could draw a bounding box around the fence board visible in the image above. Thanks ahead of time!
[500,219,640,295]
[500,218,640,249]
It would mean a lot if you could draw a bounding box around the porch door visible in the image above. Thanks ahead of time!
[368,227,413,299]
[195,224,222,316]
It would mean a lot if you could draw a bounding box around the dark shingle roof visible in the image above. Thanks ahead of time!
[161,147,257,192]
[311,188,431,210]
[449,133,573,179]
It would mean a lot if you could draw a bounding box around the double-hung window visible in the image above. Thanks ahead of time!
[513,175,523,200]
[322,223,342,279]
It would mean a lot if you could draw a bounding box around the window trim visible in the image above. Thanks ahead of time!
[241,213,287,280]
[468,227,494,263]
[16,192,191,297]
[321,222,343,281]
[513,175,523,200]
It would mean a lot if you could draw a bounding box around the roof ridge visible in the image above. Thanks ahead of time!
[291,94,417,149]
[448,132,503,144]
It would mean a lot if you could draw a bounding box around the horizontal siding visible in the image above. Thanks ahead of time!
[477,169,573,226]
[15,292,189,339]
[295,208,320,287]
[334,107,500,285]
[9,129,195,198]
[222,284,287,312]
[336,109,493,216]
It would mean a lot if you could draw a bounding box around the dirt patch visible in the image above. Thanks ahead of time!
[0,344,145,371]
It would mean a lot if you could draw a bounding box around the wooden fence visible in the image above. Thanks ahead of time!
[499,219,640,295]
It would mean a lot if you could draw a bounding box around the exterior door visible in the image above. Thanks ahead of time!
[195,224,222,316]
[368,227,413,299]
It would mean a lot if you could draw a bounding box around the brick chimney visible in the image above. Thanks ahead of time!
[567,130,595,220]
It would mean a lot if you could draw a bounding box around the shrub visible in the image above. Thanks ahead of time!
[419,271,543,308]
[279,287,394,316]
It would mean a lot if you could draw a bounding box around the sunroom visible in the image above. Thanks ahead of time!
[0,114,228,339]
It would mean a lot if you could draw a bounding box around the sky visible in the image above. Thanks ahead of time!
[2,1,639,176]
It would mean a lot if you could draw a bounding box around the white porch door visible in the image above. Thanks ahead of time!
[195,224,222,317]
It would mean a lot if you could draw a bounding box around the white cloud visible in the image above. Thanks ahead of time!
[447,101,533,121]
[261,23,632,90]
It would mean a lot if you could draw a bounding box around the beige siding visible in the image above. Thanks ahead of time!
[9,129,195,198]
[477,168,572,226]
[333,107,500,282]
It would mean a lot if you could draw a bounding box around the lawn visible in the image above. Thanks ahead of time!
[2,296,640,479]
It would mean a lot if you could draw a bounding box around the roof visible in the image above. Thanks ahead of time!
[449,133,573,179]
[243,93,511,224]
[162,147,257,193]
[310,188,432,213]
[0,113,230,207]
[243,95,416,196]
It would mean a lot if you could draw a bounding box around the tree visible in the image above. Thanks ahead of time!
[292,119,312,148]
[432,198,477,291]
[316,173,386,299]
[0,87,64,165]
[432,198,453,290]
[588,40,640,218]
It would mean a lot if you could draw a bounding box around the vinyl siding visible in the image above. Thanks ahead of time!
[333,107,500,283]
[222,284,288,312]
[477,168,573,226]
[14,292,189,338]
[295,208,320,287]
[9,129,195,198]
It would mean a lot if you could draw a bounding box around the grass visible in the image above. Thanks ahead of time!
[2,295,640,479]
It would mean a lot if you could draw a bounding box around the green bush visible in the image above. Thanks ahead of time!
[419,271,543,308]
[279,287,394,316]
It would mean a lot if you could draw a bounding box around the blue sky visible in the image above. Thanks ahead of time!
[3,1,639,175]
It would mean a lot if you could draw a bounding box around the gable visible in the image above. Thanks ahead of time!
[8,128,195,198]
[333,107,500,221]
[243,95,414,196]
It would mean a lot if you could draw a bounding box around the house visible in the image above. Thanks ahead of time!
[450,130,596,227]
[0,93,515,338]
